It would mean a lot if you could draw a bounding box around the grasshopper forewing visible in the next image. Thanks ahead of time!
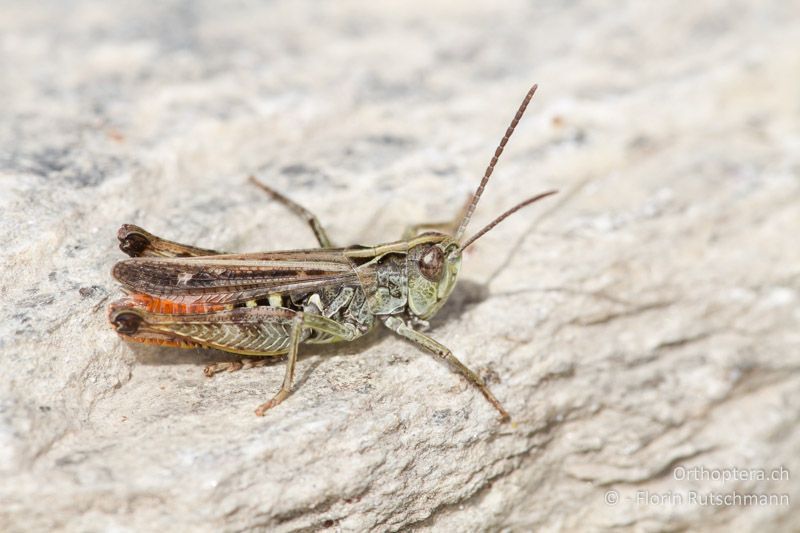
[109,84,557,421]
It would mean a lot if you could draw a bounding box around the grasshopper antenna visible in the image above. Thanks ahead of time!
[460,190,558,250]
[453,83,539,244]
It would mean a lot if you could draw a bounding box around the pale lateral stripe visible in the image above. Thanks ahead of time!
[150,258,353,271]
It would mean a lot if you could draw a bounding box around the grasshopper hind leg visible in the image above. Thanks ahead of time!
[111,302,360,416]
[204,358,272,377]
[117,224,223,258]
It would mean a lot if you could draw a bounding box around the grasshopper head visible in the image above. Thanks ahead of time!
[406,85,559,321]
[406,233,462,320]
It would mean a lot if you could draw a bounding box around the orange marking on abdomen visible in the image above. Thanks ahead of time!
[131,293,227,315]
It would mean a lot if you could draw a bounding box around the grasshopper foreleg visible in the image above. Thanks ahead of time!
[249,176,334,248]
[382,315,510,422]
[401,196,472,239]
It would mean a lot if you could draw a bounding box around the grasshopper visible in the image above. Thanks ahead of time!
[108,84,556,421]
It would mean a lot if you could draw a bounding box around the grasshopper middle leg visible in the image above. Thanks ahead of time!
[118,175,335,259]
[255,314,304,415]
[254,311,360,415]
[249,176,334,248]
[382,316,510,422]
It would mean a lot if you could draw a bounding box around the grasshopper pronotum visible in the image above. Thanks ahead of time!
[108,84,556,421]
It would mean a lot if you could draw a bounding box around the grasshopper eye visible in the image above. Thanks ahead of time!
[419,246,444,282]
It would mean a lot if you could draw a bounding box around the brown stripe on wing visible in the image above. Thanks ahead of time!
[111,251,360,305]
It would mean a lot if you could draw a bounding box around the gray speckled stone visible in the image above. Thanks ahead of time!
[1,1,799,531]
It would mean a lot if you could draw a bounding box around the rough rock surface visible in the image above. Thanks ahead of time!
[1,1,799,531]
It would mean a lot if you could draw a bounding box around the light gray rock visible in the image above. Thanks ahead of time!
[1,1,799,531]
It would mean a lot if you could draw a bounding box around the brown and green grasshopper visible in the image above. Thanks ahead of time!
[108,84,556,421]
